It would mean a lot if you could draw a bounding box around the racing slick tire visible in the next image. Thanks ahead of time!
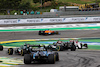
[0,45,3,51]
[71,45,76,51]
[21,49,27,56]
[55,52,59,61]
[8,48,13,55]
[48,54,55,64]
[80,43,82,49]
[24,54,31,64]
[78,43,82,49]
[15,48,19,55]
[55,31,59,35]
[60,46,64,51]
[84,44,88,48]
[39,31,41,35]
[45,33,48,35]
[56,45,60,51]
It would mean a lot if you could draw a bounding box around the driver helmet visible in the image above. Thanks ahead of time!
[57,40,62,43]
[24,43,27,46]
[27,44,30,48]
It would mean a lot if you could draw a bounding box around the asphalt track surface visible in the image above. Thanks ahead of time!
[0,30,100,41]
[1,48,100,67]
[1,30,100,67]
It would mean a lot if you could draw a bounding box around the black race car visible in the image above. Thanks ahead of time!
[8,43,32,56]
[24,45,59,64]
[48,40,76,51]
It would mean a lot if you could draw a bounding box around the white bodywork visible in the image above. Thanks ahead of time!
[70,40,87,49]
[74,41,82,49]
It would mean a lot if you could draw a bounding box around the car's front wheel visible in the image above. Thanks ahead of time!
[55,31,59,34]
[84,44,88,48]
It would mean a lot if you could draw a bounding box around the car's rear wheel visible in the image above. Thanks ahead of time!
[71,45,76,51]
[48,54,55,64]
[8,48,13,55]
[55,52,59,61]
[39,31,41,35]
[56,46,60,51]
[0,45,3,51]
[21,49,27,56]
[24,54,31,64]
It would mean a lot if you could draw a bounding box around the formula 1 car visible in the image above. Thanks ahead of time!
[38,29,59,35]
[0,45,3,51]
[48,40,76,51]
[8,43,32,56]
[69,40,88,49]
[24,45,59,64]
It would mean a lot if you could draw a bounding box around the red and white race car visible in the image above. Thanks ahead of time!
[69,40,88,49]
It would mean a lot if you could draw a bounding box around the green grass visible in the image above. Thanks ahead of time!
[0,26,100,32]
[88,45,100,50]
[2,40,100,50]
[79,39,100,42]
[1,39,100,47]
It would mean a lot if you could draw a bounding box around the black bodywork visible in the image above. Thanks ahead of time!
[8,44,32,56]
[24,45,59,64]
[48,41,76,51]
